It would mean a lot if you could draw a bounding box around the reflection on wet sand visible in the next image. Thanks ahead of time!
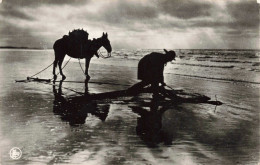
[48,80,258,164]
[52,80,179,146]
[131,99,177,147]
[53,80,110,126]
[1,50,259,164]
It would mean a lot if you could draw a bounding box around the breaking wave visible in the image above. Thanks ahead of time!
[173,63,235,69]
[172,73,260,85]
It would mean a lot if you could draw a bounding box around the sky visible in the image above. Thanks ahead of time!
[0,0,259,49]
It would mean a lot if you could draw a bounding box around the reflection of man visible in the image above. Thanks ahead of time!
[131,99,174,146]
[129,49,176,98]
[135,101,162,145]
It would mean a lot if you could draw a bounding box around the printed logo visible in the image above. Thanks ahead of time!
[9,147,22,160]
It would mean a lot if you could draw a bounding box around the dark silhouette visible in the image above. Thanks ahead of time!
[130,98,178,147]
[53,80,110,126]
[129,49,176,98]
[53,30,112,81]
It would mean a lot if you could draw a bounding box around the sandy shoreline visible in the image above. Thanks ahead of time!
[0,51,259,164]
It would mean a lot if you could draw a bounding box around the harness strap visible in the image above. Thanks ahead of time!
[30,62,54,78]
[78,59,85,75]
[98,50,111,59]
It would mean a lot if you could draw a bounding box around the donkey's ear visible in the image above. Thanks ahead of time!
[103,32,105,36]
[164,49,168,53]
[105,32,108,37]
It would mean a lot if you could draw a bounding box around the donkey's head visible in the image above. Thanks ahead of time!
[101,32,112,55]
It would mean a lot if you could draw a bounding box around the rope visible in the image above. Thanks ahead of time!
[78,59,85,75]
[98,50,111,59]
[30,62,54,78]
[51,58,72,80]
[28,57,72,80]
[53,80,130,86]
[59,58,72,74]
[38,81,84,95]
[165,85,174,90]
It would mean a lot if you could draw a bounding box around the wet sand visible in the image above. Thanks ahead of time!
[0,50,259,165]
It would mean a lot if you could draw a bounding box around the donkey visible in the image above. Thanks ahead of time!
[53,32,112,81]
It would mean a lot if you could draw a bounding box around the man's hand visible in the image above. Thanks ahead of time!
[161,82,166,87]
[94,52,99,58]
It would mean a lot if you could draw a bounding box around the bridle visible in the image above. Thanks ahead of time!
[94,37,112,59]
[97,49,111,59]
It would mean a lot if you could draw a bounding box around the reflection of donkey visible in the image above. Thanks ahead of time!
[53,32,112,81]
[52,81,110,126]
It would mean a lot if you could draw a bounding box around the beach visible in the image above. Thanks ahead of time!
[0,49,259,165]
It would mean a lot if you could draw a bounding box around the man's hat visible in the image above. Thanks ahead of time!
[164,49,176,60]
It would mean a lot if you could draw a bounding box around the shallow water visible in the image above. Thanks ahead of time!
[0,49,259,165]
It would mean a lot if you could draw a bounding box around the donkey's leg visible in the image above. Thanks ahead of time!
[58,55,66,80]
[85,57,91,82]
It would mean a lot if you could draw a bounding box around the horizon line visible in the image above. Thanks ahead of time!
[0,46,259,51]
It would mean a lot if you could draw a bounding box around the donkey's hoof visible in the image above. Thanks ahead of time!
[53,75,57,80]
[62,75,66,80]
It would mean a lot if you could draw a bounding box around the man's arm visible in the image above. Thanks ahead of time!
[158,64,165,85]
[94,52,99,58]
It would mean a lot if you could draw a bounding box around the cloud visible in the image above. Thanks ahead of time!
[0,0,258,49]
[68,0,159,26]
[156,0,213,19]
[105,1,158,21]
[0,5,34,20]
[227,0,259,29]
[2,0,88,7]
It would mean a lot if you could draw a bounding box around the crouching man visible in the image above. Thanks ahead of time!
[129,49,176,98]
